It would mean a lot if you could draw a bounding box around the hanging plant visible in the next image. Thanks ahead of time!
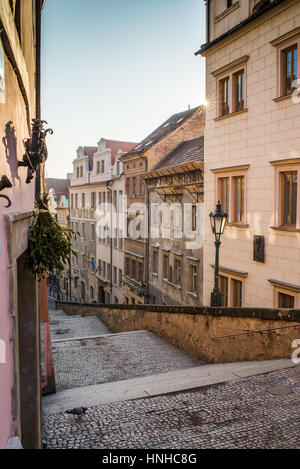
[26,195,78,280]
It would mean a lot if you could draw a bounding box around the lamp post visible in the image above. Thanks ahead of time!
[209,201,227,307]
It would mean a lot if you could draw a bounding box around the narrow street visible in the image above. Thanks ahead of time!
[43,305,300,449]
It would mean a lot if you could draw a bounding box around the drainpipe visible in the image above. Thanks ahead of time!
[140,154,149,304]
[35,0,42,196]
[106,180,113,303]
[206,0,210,44]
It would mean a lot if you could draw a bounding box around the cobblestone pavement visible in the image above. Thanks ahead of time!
[52,331,203,392]
[50,312,110,340]
[43,366,300,449]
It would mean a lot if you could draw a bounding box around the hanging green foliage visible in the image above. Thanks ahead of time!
[26,195,78,280]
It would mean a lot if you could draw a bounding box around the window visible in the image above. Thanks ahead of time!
[192,205,197,231]
[190,265,197,293]
[101,160,104,173]
[97,161,100,174]
[281,171,297,227]
[82,193,85,208]
[76,167,79,178]
[71,194,74,209]
[163,255,169,279]
[233,176,244,223]
[107,263,111,280]
[91,224,95,241]
[74,277,78,289]
[219,177,229,213]
[234,69,245,112]
[278,292,295,308]
[117,161,120,175]
[113,267,117,285]
[125,257,130,276]
[132,177,137,196]
[81,223,85,238]
[118,269,122,288]
[152,250,158,274]
[131,259,136,279]
[232,279,242,307]
[219,275,228,306]
[80,166,83,177]
[282,45,298,96]
[220,77,230,116]
[227,0,232,7]
[168,265,173,283]
[126,178,130,195]
[140,178,144,196]
[138,262,143,282]
[75,194,78,209]
[91,192,96,208]
[102,262,106,278]
[90,286,94,299]
[174,259,181,285]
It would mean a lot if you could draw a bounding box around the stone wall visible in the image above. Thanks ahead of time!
[56,301,300,364]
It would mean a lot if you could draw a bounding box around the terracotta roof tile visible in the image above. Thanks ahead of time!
[154,136,204,170]
[122,106,202,157]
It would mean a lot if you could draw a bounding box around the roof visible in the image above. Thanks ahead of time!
[154,136,204,170]
[46,178,70,201]
[121,106,202,158]
[104,140,137,165]
[85,141,137,169]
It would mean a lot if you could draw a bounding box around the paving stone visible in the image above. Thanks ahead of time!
[43,366,300,449]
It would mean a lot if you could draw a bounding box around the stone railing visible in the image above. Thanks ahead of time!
[55,301,300,364]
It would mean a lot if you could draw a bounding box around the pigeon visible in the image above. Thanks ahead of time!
[65,407,87,415]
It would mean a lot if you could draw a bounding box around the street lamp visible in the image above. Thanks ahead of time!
[209,201,227,307]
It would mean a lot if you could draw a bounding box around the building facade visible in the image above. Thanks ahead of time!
[143,137,205,306]
[0,0,45,449]
[121,107,205,305]
[198,0,300,307]
[69,139,136,304]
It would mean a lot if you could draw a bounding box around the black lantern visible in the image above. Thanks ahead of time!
[209,201,227,307]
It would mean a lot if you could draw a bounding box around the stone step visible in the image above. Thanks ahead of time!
[43,358,296,415]
[51,330,203,392]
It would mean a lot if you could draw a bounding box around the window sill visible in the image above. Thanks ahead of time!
[226,222,249,229]
[214,108,248,121]
[167,281,182,290]
[273,94,293,103]
[270,226,300,233]
[187,291,198,298]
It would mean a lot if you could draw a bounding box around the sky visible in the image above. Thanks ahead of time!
[42,0,206,178]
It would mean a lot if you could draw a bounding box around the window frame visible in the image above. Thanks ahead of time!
[213,56,248,119]
[272,160,300,230]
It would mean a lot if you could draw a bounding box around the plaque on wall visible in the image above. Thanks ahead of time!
[253,235,265,263]
[0,39,5,103]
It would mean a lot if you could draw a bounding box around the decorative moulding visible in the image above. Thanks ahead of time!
[268,278,300,293]
[214,1,241,24]
[269,158,300,166]
[270,27,300,47]
[210,264,248,278]
[210,164,250,174]
[211,55,249,77]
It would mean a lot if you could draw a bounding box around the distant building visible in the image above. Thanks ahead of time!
[121,106,205,305]
[143,137,204,306]
[69,139,136,304]
[197,0,300,307]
